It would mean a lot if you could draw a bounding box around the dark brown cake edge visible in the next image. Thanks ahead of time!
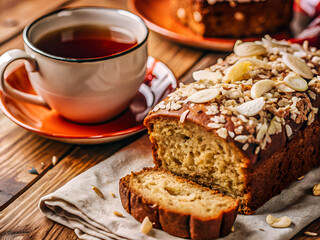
[246,118,320,211]
[119,168,239,240]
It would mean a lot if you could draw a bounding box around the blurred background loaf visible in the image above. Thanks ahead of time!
[172,0,294,37]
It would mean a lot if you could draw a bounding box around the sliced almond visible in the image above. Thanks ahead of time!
[268,120,277,135]
[224,61,252,83]
[193,70,223,83]
[282,53,313,79]
[276,81,295,93]
[284,73,308,91]
[251,80,275,99]
[313,183,320,196]
[235,97,265,117]
[266,215,291,228]
[234,42,267,57]
[304,231,318,237]
[238,58,271,70]
[187,88,220,103]
[285,124,293,138]
[180,110,190,123]
[113,211,124,217]
[140,216,153,234]
[268,117,282,135]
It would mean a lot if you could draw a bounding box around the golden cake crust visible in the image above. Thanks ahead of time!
[119,168,239,239]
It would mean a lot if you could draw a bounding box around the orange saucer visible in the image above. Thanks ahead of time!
[0,56,177,144]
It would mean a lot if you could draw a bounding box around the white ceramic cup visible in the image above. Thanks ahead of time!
[0,7,149,123]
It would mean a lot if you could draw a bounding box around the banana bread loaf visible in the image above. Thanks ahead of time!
[144,36,320,214]
[172,0,293,38]
[119,168,239,240]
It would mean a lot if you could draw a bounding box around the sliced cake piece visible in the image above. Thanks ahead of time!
[119,168,239,240]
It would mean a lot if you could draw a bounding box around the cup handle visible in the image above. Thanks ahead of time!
[0,49,49,108]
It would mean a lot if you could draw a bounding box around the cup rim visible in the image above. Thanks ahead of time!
[23,7,149,63]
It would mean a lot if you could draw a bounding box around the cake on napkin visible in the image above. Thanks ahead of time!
[144,36,320,214]
[172,0,293,38]
[119,168,239,240]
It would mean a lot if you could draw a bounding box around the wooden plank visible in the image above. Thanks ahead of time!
[291,217,320,240]
[0,133,143,239]
[0,36,76,211]
[0,0,73,45]
[0,131,75,210]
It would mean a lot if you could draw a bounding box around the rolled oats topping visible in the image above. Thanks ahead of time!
[151,36,320,156]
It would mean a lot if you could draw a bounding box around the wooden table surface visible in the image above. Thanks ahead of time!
[0,0,319,239]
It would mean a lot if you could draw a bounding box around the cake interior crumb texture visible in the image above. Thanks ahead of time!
[150,118,247,199]
[130,170,236,218]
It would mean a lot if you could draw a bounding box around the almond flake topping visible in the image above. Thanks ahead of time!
[180,110,190,123]
[193,70,223,83]
[223,60,252,83]
[187,88,220,103]
[284,73,308,91]
[282,53,313,79]
[276,82,295,93]
[235,97,265,117]
[150,36,320,156]
[251,80,275,99]
[238,58,271,70]
[285,124,293,137]
[234,41,267,57]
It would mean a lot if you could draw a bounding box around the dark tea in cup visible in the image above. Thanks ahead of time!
[34,24,137,59]
[0,7,148,123]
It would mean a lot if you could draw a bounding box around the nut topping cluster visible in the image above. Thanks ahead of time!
[151,36,320,155]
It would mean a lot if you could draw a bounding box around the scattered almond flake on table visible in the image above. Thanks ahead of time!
[41,161,46,169]
[140,216,153,234]
[304,231,318,237]
[297,176,305,181]
[313,183,320,196]
[266,215,292,228]
[113,211,123,217]
[52,156,58,166]
[91,185,105,199]
[109,192,116,198]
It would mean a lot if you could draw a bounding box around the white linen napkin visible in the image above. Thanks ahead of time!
[39,135,320,240]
